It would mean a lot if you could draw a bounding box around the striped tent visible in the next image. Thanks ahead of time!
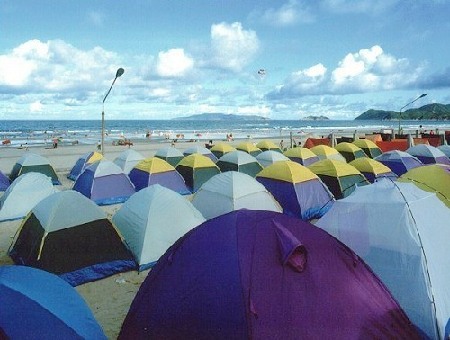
[310,145,346,162]
[183,145,218,162]
[437,145,450,159]
[10,152,60,185]
[283,147,319,166]
[256,150,289,168]
[236,142,262,156]
[176,154,220,193]
[406,144,450,165]
[335,142,367,162]
[68,151,103,181]
[154,147,184,167]
[216,150,263,177]
[256,140,282,153]
[210,143,236,159]
[352,139,382,158]
[0,170,10,191]
[374,150,423,176]
[349,158,397,183]
[113,149,145,174]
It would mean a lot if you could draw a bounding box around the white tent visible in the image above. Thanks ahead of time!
[113,149,145,174]
[112,184,205,270]
[315,179,450,339]
[191,171,282,220]
[256,150,289,168]
[0,173,58,221]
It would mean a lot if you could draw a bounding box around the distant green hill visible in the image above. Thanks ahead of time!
[174,113,268,121]
[355,103,450,120]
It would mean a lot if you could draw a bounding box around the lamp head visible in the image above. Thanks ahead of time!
[419,93,427,98]
[116,68,125,78]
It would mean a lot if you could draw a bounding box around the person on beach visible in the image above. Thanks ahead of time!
[279,140,284,150]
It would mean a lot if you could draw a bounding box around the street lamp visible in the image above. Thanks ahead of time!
[398,93,427,135]
[101,67,124,155]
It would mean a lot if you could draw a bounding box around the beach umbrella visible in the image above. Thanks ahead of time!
[308,159,369,199]
[9,152,60,185]
[113,149,145,174]
[210,143,236,158]
[67,151,103,181]
[128,157,190,195]
[256,161,334,220]
[0,173,58,222]
[183,145,218,162]
[349,157,397,183]
[316,179,450,339]
[154,146,184,167]
[310,145,346,162]
[191,171,282,219]
[73,159,135,205]
[255,139,282,152]
[235,141,262,156]
[0,265,106,339]
[113,185,205,270]
[120,210,419,339]
[256,150,289,167]
[335,142,367,162]
[352,139,382,158]
[0,170,10,191]
[216,150,263,177]
[374,150,423,176]
[283,147,319,166]
[176,154,220,193]
[406,144,450,165]
[398,164,450,207]
[437,145,450,159]
[9,190,136,286]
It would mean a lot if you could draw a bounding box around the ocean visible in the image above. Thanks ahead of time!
[1,119,449,148]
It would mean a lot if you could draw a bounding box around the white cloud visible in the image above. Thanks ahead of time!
[210,22,260,72]
[321,0,399,14]
[156,48,194,77]
[30,100,43,112]
[260,0,315,26]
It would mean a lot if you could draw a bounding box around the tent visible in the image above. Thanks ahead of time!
[374,150,423,176]
[0,265,106,339]
[255,139,282,152]
[183,145,218,162]
[304,137,330,148]
[283,147,319,166]
[316,179,450,339]
[352,139,382,158]
[437,145,450,159]
[113,185,205,270]
[128,157,190,195]
[255,150,289,168]
[335,142,367,162]
[310,145,347,162]
[399,164,450,207]
[176,154,220,193]
[9,152,60,185]
[120,210,418,339]
[349,157,397,183]
[73,160,135,205]
[210,143,236,158]
[9,190,136,286]
[406,144,450,165]
[0,173,57,222]
[216,150,263,177]
[235,141,262,156]
[308,159,369,199]
[113,149,145,174]
[0,170,10,191]
[67,151,103,181]
[256,161,334,220]
[154,147,184,167]
[191,171,282,219]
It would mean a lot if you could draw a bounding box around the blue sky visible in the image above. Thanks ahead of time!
[1,0,450,120]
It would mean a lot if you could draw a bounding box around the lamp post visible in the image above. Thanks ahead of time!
[398,93,427,135]
[101,67,124,155]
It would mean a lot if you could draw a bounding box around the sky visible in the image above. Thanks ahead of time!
[1,0,450,120]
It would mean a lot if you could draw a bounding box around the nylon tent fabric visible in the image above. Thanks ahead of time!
[73,159,135,205]
[176,154,220,193]
[112,184,205,270]
[235,141,262,156]
[0,170,10,191]
[154,147,184,167]
[191,171,282,220]
[9,190,136,286]
[374,150,423,176]
[255,139,281,152]
[437,145,450,159]
[216,150,263,177]
[128,157,190,195]
[316,179,450,339]
[113,149,145,174]
[9,152,60,185]
[119,210,419,339]
[349,157,398,183]
[183,145,218,162]
[304,137,330,148]
[398,164,450,207]
[256,161,334,220]
[210,143,236,158]
[352,139,382,158]
[406,144,450,165]
[283,147,319,166]
[308,159,369,199]
[67,151,103,181]
[256,150,289,167]
[310,145,347,162]
[0,173,58,222]
[335,142,367,162]
[0,265,106,339]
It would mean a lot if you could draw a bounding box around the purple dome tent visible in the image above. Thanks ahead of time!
[120,210,419,339]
